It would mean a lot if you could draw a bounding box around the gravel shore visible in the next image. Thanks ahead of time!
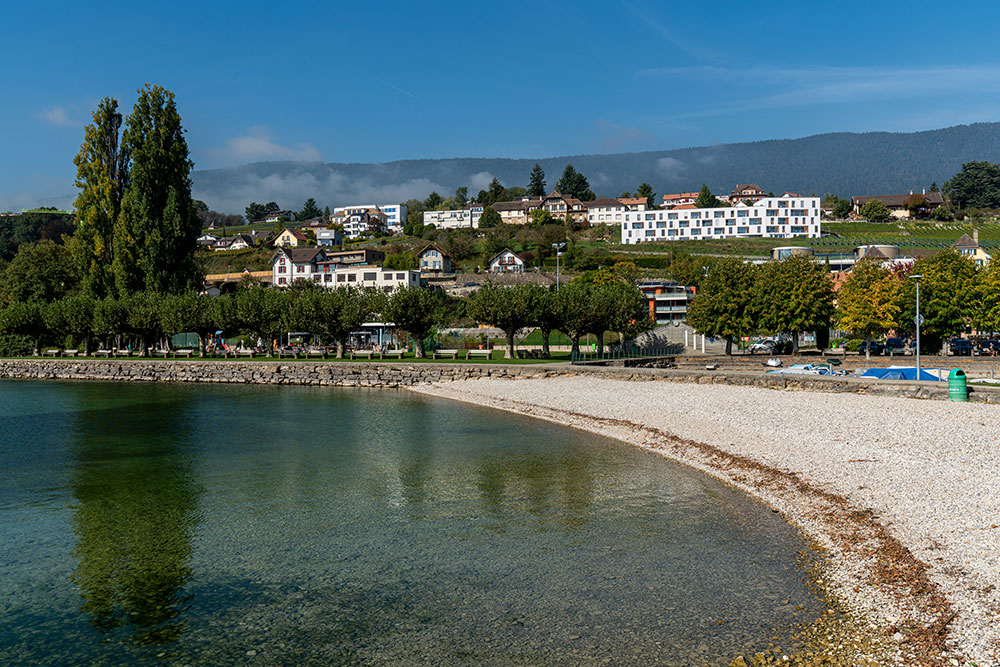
[410,377,1000,666]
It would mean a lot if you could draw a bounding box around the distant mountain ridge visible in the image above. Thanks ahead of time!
[191,123,1000,214]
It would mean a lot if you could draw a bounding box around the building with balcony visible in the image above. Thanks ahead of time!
[621,194,821,245]
[638,281,694,324]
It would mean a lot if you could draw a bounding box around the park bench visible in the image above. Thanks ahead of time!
[152,349,172,358]
[114,349,133,357]
[432,349,459,360]
[275,349,297,359]
[43,348,61,357]
[174,349,194,358]
[304,349,327,359]
[381,349,405,359]
[350,349,375,360]
[94,349,112,358]
[236,349,255,358]
[63,349,79,357]
[466,349,491,360]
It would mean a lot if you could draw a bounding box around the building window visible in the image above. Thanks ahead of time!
[278,277,287,285]
[363,272,377,281]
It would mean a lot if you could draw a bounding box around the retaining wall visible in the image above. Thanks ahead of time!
[1,359,998,403]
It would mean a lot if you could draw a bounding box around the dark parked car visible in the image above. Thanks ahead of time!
[949,338,974,356]
[858,340,885,355]
[884,337,906,355]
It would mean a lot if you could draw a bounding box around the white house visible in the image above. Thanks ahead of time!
[271,246,419,291]
[417,243,454,273]
[586,197,627,225]
[264,210,296,223]
[330,207,389,239]
[620,194,821,245]
[332,203,407,230]
[488,248,526,273]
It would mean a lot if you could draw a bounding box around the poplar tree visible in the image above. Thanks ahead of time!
[72,98,129,297]
[112,84,198,295]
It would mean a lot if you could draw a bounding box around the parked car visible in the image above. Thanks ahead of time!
[858,340,885,356]
[949,338,974,356]
[747,339,777,354]
[978,339,1000,357]
[884,337,906,355]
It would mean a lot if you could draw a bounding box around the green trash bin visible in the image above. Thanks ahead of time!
[948,368,968,402]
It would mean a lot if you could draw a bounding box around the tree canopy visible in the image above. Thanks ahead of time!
[859,199,892,222]
[694,184,723,208]
[943,160,1000,210]
[527,163,546,197]
[687,257,758,354]
[555,164,595,201]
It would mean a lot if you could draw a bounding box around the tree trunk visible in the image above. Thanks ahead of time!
[83,335,91,356]
[33,336,40,356]
[571,335,580,358]
[725,337,733,356]
[336,340,345,359]
[505,330,516,359]
[791,331,800,355]
[198,334,206,357]
[596,332,605,356]
[865,337,871,361]
[414,337,425,359]
[540,327,551,357]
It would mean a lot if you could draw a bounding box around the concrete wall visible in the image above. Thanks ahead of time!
[1,360,998,404]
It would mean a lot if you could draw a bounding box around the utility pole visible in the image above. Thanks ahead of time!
[552,242,566,290]
[910,274,924,379]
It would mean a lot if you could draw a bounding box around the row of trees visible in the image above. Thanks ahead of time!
[1,279,653,360]
[689,250,1000,355]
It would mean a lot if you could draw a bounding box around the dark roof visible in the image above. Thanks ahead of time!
[732,184,764,193]
[489,248,523,264]
[953,234,978,248]
[585,197,624,208]
[417,243,453,260]
[274,247,325,263]
[851,193,944,207]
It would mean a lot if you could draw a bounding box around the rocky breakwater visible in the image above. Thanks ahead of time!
[0,358,576,387]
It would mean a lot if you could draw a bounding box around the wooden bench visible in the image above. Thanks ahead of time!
[381,349,405,360]
[275,349,297,359]
[174,349,194,358]
[114,349,133,357]
[432,348,459,360]
[350,349,375,360]
[94,349,112,358]
[466,349,492,360]
[43,348,61,357]
[152,349,172,358]
[63,349,79,357]
[304,349,327,359]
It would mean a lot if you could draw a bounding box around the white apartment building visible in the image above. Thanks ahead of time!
[586,197,627,225]
[271,247,419,291]
[330,207,389,239]
[422,204,483,229]
[332,204,408,230]
[620,194,821,245]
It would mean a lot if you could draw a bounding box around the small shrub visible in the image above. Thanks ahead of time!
[845,338,864,352]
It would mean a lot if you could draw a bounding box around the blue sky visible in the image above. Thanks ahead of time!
[3,0,1000,211]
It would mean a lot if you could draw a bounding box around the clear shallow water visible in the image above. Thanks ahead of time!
[0,380,823,665]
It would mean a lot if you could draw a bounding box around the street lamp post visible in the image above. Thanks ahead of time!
[552,242,566,290]
[910,274,924,379]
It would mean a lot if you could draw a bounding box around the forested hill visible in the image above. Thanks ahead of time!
[191,123,1000,213]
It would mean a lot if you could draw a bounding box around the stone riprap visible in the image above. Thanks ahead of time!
[1,359,999,405]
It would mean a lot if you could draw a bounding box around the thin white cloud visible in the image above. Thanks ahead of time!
[618,0,708,61]
[191,169,448,215]
[204,126,323,166]
[655,157,686,181]
[39,106,77,127]
[468,171,495,191]
[636,64,1000,120]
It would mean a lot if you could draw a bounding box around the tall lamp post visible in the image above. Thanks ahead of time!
[910,274,924,379]
[552,242,566,290]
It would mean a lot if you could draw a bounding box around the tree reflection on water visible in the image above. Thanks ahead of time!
[70,396,198,647]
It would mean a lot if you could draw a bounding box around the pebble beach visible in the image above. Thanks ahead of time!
[411,376,1000,666]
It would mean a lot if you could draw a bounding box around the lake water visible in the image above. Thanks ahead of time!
[0,380,824,665]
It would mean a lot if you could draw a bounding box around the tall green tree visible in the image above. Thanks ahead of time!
[973,261,1000,334]
[556,279,600,357]
[694,184,722,208]
[478,206,502,229]
[527,163,546,197]
[555,164,595,200]
[0,302,47,355]
[636,183,655,208]
[236,286,285,353]
[45,294,96,354]
[72,98,129,297]
[832,199,852,219]
[897,250,979,347]
[859,199,892,222]
[384,287,439,358]
[298,197,322,220]
[122,291,164,355]
[92,296,126,350]
[754,256,834,354]
[112,84,199,295]
[835,260,901,359]
[533,285,564,358]
[467,283,542,359]
[0,240,78,304]
[943,161,1000,210]
[687,257,759,355]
